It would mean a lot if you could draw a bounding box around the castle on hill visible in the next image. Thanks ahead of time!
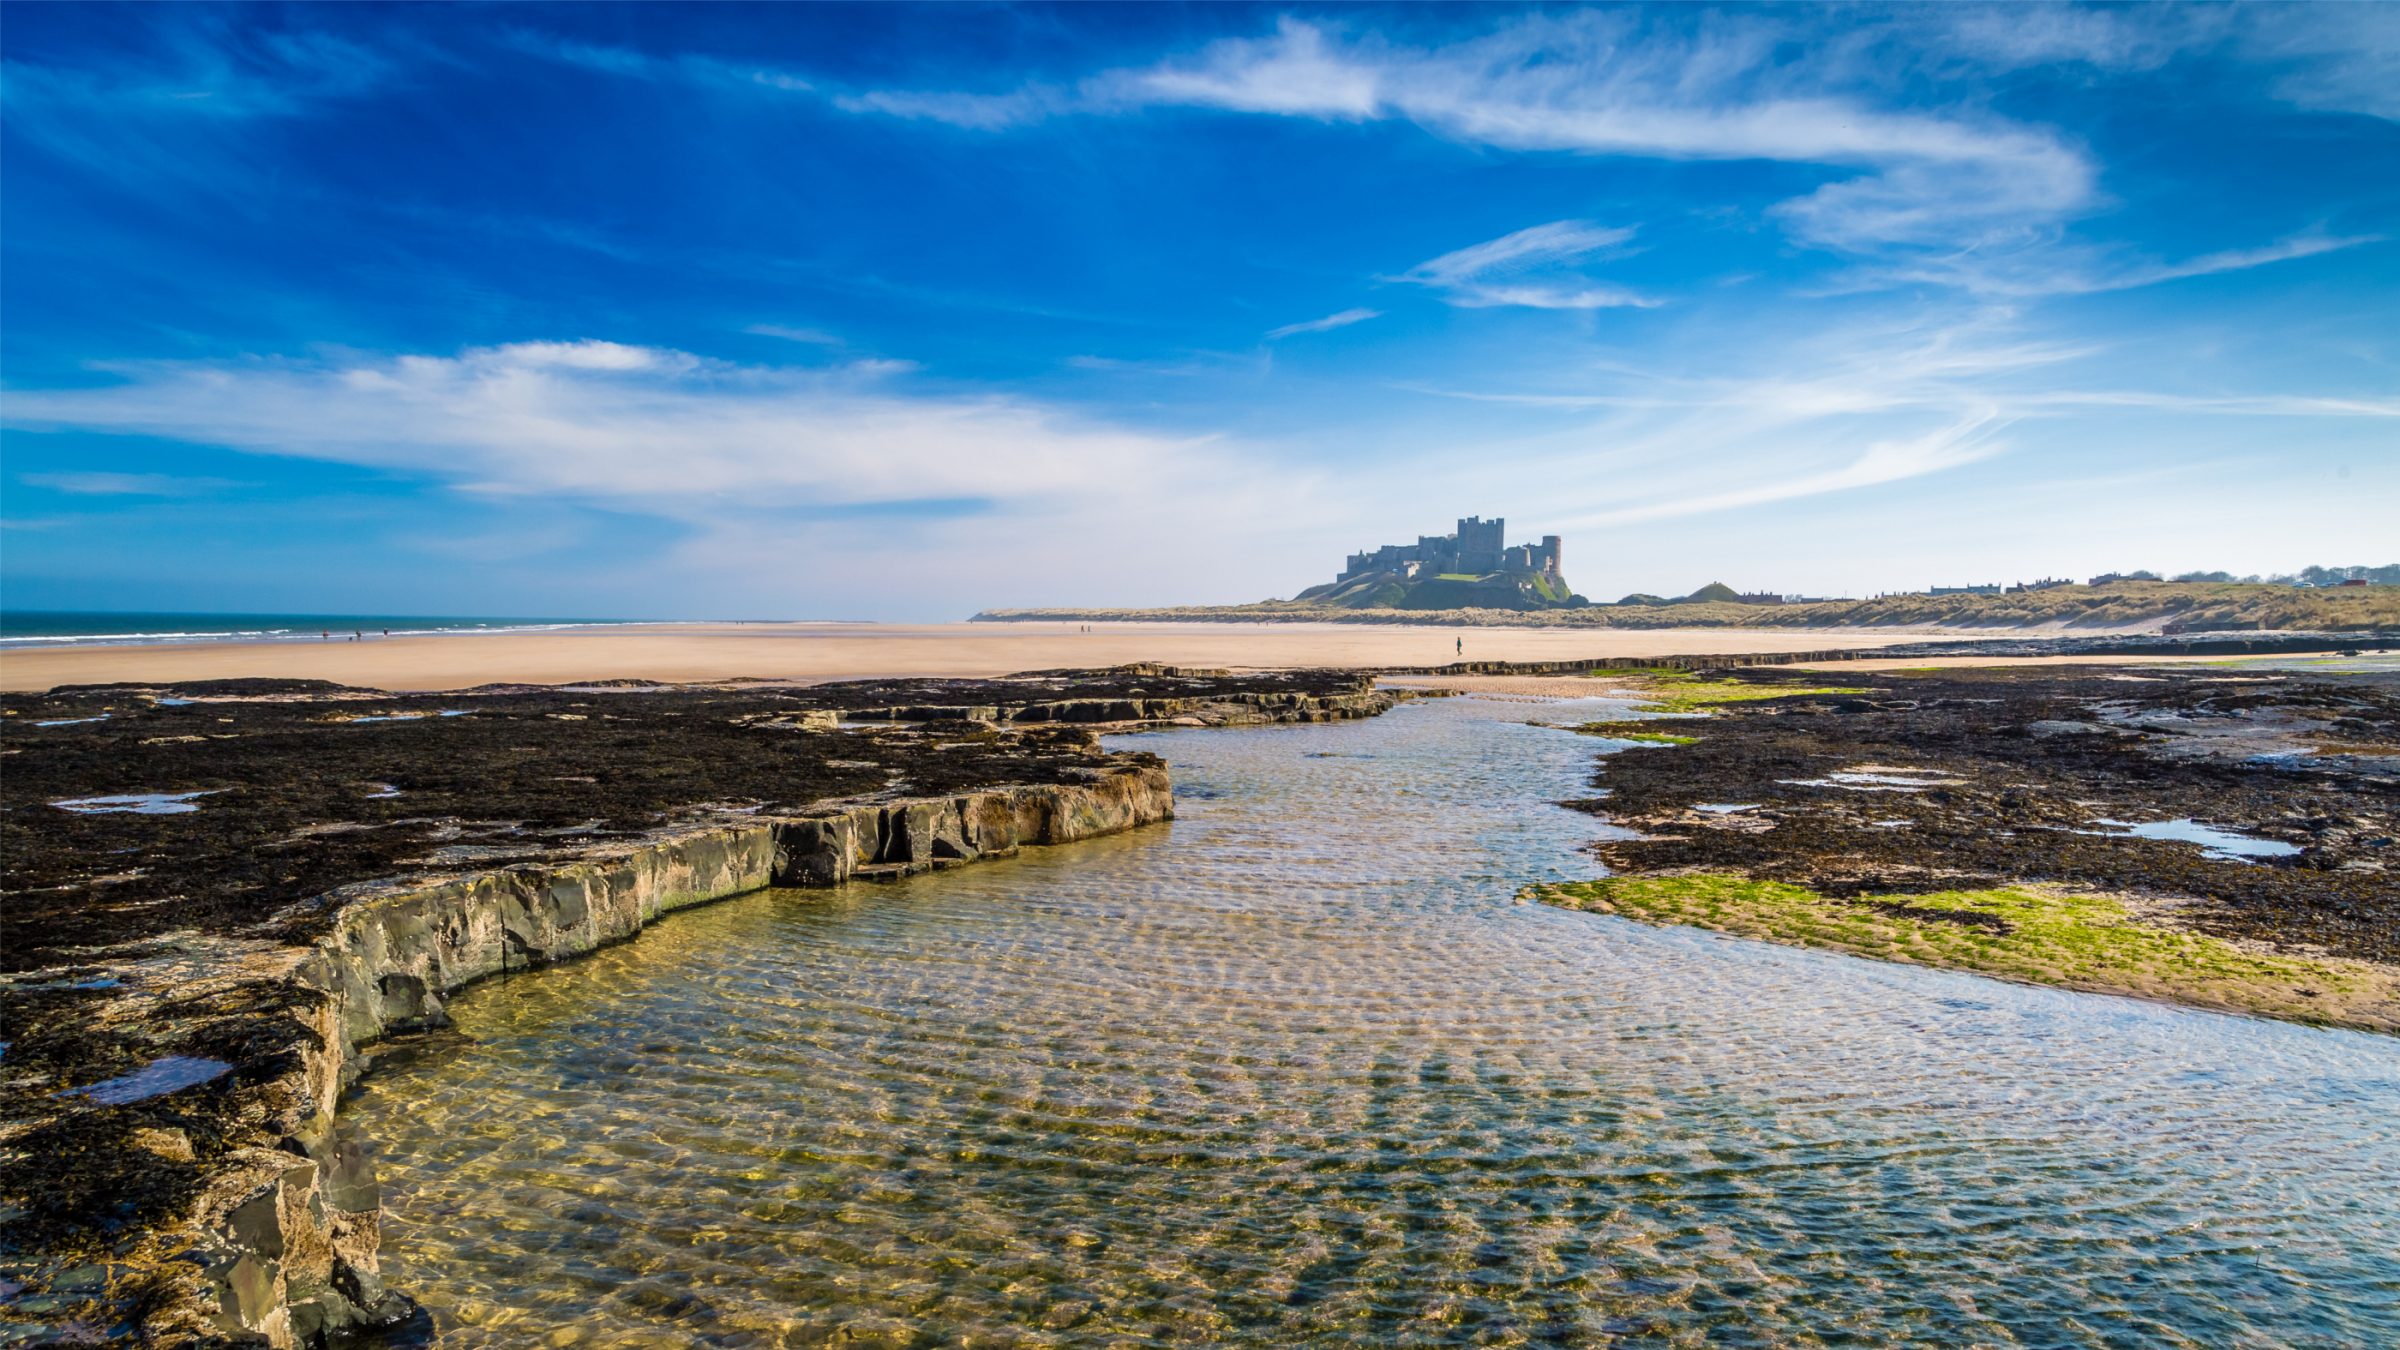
[1295,515,1584,611]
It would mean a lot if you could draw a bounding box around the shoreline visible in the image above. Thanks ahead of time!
[0,621,1973,693]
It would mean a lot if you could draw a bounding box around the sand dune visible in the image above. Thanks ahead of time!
[0,621,1968,693]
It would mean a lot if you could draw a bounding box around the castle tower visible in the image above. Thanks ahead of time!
[1541,535,1562,578]
[1455,515,1505,573]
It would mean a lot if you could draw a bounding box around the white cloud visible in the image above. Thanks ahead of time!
[1403,222,1634,286]
[1120,19,1383,118]
[832,87,1059,130]
[2239,3,2400,120]
[483,339,688,372]
[1,342,1231,516]
[1109,17,2097,261]
[1906,4,2222,74]
[1384,312,2078,532]
[746,324,843,345]
[16,471,237,496]
[1445,283,1658,312]
[507,10,2388,296]
[1399,221,1656,310]
[1866,230,2386,297]
[500,29,815,96]
[1586,409,2007,526]
[2106,233,2384,290]
[1265,307,1382,339]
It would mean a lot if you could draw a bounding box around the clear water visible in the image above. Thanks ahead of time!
[62,1055,230,1106]
[49,790,217,815]
[2087,818,2305,863]
[348,696,2400,1348]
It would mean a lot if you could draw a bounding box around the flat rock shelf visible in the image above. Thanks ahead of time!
[0,666,1393,1344]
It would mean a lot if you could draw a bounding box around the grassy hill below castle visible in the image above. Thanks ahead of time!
[1292,567,1582,612]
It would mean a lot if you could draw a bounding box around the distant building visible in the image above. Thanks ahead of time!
[2007,577,2073,593]
[1338,516,1563,586]
[2336,577,2370,588]
[1929,584,2002,596]
[1733,591,1787,605]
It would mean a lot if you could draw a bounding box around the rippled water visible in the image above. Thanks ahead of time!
[350,695,2400,1347]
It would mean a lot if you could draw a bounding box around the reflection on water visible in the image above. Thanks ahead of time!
[350,696,2400,1347]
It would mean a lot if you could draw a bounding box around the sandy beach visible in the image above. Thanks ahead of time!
[0,621,1967,693]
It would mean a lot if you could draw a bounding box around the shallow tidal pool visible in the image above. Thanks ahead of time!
[349,695,2400,1347]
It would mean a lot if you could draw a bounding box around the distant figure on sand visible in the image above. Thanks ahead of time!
[1456,637,1462,656]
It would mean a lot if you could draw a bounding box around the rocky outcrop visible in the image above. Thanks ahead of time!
[112,764,1174,1346]
[3,668,1397,1344]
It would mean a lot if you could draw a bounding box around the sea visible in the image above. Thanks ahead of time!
[0,610,643,650]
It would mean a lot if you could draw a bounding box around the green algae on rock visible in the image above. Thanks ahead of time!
[1581,667,1870,714]
[1539,875,2400,1035]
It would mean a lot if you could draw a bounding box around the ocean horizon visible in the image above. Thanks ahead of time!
[0,609,639,648]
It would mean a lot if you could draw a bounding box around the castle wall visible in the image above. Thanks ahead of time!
[1333,517,1568,591]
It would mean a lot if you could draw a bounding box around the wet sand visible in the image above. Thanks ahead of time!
[0,621,1967,692]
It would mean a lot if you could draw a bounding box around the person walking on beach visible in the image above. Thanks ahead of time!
[1456,636,1463,657]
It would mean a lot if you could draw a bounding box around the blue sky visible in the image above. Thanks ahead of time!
[3,3,2394,619]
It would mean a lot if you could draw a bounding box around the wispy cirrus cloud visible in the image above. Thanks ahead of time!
[1265,307,1381,340]
[1862,229,2387,298]
[746,324,844,346]
[1102,16,2097,264]
[1404,222,1634,284]
[1389,312,2084,530]
[1398,221,1656,310]
[499,13,2098,266]
[498,28,813,93]
[2238,2,2400,120]
[832,86,1062,130]
[497,10,2390,305]
[16,471,240,497]
[1583,410,2008,527]
[1,22,406,191]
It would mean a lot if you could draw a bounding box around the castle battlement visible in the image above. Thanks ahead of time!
[1338,516,1563,585]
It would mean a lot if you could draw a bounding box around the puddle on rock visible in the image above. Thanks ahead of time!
[1781,768,1959,792]
[50,790,219,815]
[2082,817,2303,862]
[63,1056,231,1106]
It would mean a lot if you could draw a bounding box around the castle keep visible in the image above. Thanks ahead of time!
[1338,516,1564,585]
[1296,516,1583,611]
